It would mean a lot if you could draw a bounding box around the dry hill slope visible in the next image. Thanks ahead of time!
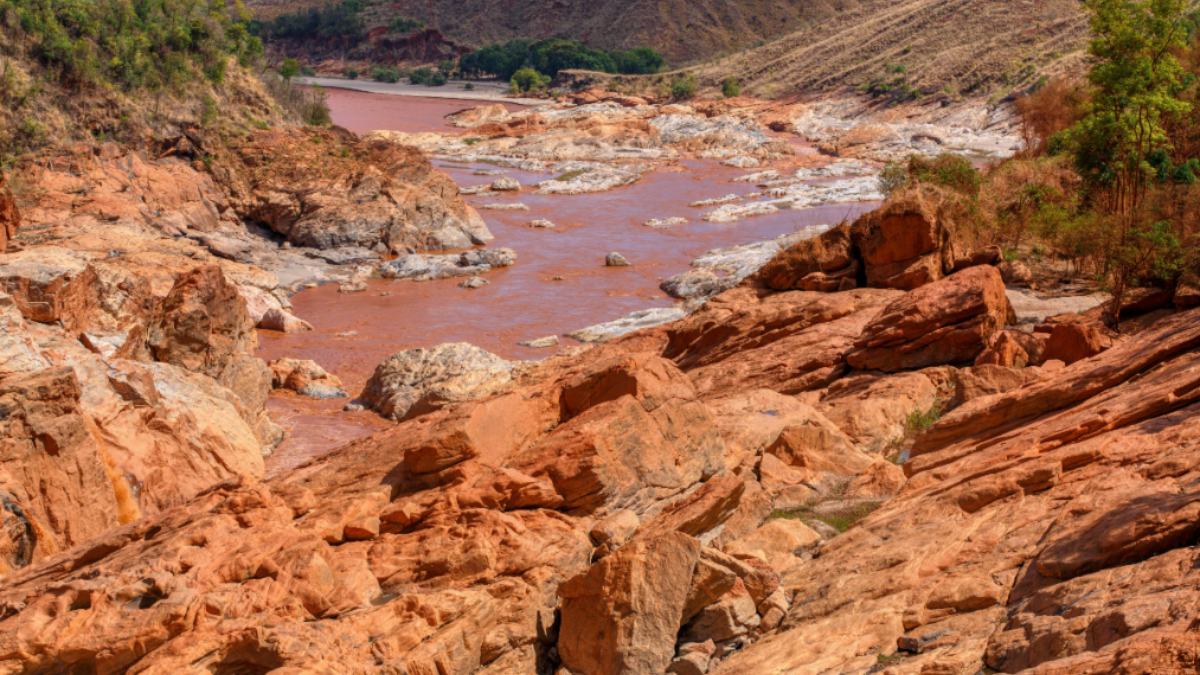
[695,0,1089,98]
[247,0,865,65]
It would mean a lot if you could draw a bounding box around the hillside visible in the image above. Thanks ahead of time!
[695,0,1089,100]
[246,0,861,66]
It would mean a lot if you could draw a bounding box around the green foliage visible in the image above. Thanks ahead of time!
[387,15,422,34]
[670,74,697,101]
[370,64,400,83]
[279,57,299,80]
[509,66,549,93]
[612,46,664,74]
[460,39,664,79]
[904,401,944,435]
[256,0,365,43]
[408,66,445,86]
[721,77,741,98]
[343,67,358,79]
[1,0,263,90]
[1065,0,1191,197]
[881,154,982,197]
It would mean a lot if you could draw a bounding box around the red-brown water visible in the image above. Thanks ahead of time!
[259,90,877,473]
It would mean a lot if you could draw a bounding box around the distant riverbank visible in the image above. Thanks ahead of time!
[294,76,543,105]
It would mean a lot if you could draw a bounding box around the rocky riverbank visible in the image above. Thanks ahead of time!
[3,123,1197,671]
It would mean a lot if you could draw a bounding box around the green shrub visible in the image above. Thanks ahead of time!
[280,58,300,81]
[371,65,400,83]
[409,66,447,86]
[904,401,944,435]
[721,77,741,98]
[510,67,550,93]
[670,74,697,101]
[343,68,359,80]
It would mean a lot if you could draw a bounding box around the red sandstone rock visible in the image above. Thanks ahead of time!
[847,265,1011,372]
[558,532,702,675]
[0,174,18,253]
[1042,320,1113,364]
[752,223,859,292]
[851,186,959,290]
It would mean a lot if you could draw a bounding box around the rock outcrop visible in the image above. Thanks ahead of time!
[753,186,978,294]
[359,342,516,421]
[847,265,1012,372]
[0,174,17,253]
[223,128,490,252]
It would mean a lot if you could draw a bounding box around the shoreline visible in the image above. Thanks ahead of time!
[295,75,544,106]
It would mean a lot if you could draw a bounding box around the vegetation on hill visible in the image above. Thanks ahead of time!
[459,38,663,90]
[0,0,330,167]
[885,0,1200,327]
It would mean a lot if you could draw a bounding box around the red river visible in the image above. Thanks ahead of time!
[259,88,876,473]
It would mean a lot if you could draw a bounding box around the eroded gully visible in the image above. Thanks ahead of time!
[259,87,877,473]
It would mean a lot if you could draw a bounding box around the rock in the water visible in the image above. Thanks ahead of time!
[258,307,314,333]
[269,358,347,399]
[529,219,557,229]
[848,265,1011,372]
[558,532,702,675]
[491,176,521,192]
[606,251,632,267]
[379,248,516,281]
[519,335,560,349]
[458,276,489,289]
[359,342,515,421]
[569,307,687,343]
[645,217,688,229]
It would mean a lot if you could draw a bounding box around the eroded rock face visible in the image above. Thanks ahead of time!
[559,532,701,675]
[713,306,1200,675]
[847,265,1011,372]
[0,174,18,253]
[359,342,516,421]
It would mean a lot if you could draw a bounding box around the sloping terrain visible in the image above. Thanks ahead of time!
[246,0,863,65]
[693,0,1089,99]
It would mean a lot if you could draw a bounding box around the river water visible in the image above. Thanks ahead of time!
[259,89,877,473]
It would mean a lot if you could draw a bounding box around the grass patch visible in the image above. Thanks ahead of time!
[904,400,945,436]
[769,500,883,534]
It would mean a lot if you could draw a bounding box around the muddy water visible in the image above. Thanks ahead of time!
[259,90,877,473]
[318,87,524,134]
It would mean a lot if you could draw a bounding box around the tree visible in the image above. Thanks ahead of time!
[510,67,549,93]
[1066,0,1192,325]
[279,57,300,82]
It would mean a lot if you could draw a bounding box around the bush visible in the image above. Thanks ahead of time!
[670,74,697,101]
[409,66,447,86]
[721,77,741,98]
[344,68,359,80]
[2,0,263,90]
[371,65,400,83]
[257,0,366,44]
[613,47,664,74]
[388,16,423,34]
[510,67,550,93]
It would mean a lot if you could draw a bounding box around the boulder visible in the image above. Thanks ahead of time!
[359,342,515,421]
[753,223,859,292]
[1041,320,1112,365]
[558,532,702,675]
[606,251,632,267]
[269,358,347,399]
[851,186,958,290]
[847,266,1011,372]
[379,248,516,281]
[258,307,313,333]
